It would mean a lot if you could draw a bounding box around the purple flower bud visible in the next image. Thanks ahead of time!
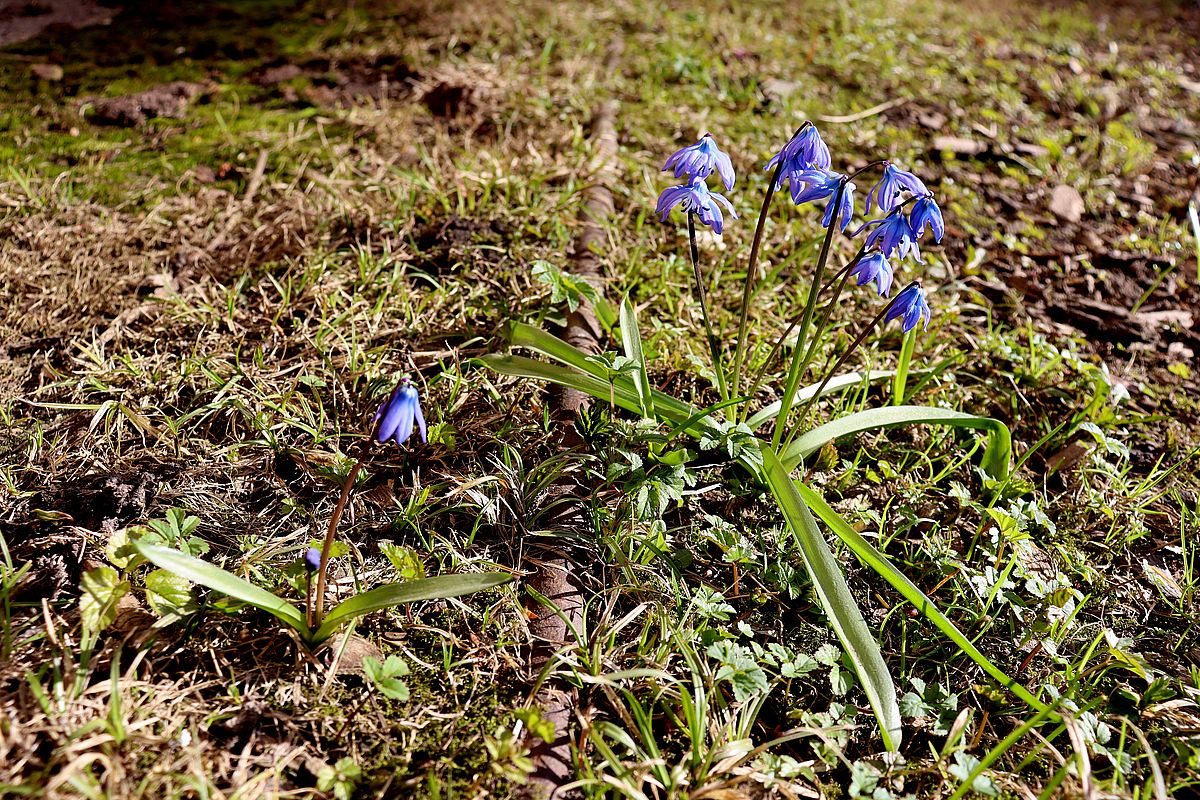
[866,163,928,214]
[304,547,322,573]
[656,177,738,234]
[910,194,944,242]
[849,252,894,297]
[885,283,932,333]
[662,133,736,191]
[373,377,427,447]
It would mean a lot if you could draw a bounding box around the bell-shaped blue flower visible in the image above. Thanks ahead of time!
[866,163,928,213]
[656,177,737,234]
[304,547,322,573]
[856,213,923,264]
[848,251,893,297]
[789,169,856,232]
[885,283,932,332]
[909,194,944,242]
[662,133,735,190]
[765,124,832,192]
[373,377,427,446]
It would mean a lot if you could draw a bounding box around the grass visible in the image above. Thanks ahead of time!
[2,0,1199,797]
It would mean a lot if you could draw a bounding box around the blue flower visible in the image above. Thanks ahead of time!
[857,213,923,264]
[765,124,832,191]
[909,194,944,242]
[866,163,928,213]
[656,177,737,234]
[848,252,893,297]
[662,133,735,190]
[789,169,855,231]
[304,547,322,573]
[373,377,427,446]
[885,283,932,332]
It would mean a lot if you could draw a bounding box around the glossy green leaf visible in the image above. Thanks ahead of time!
[781,406,1011,479]
[760,446,902,751]
[619,298,654,419]
[314,572,512,643]
[133,542,310,636]
[792,482,1048,712]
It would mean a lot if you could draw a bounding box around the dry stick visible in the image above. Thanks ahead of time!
[311,458,364,627]
[524,39,623,800]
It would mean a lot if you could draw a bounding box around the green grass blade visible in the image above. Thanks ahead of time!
[133,542,309,637]
[314,573,512,643]
[619,298,654,419]
[760,446,902,751]
[746,370,897,431]
[793,482,1048,712]
[481,354,722,438]
[781,405,1012,479]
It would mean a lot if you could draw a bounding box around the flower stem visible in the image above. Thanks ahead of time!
[687,212,730,403]
[312,457,364,628]
[731,152,789,412]
[771,179,847,448]
[789,281,920,435]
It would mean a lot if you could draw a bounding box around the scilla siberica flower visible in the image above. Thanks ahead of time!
[374,376,427,446]
[848,252,893,297]
[909,194,944,242]
[885,283,932,332]
[656,177,737,234]
[789,169,855,231]
[304,547,322,573]
[765,124,832,191]
[858,212,923,264]
[866,162,928,213]
[662,133,735,190]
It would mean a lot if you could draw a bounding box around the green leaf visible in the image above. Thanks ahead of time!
[314,572,512,643]
[144,568,198,618]
[781,405,1012,479]
[760,445,902,751]
[793,481,1048,713]
[362,655,410,701]
[80,566,129,641]
[745,370,897,431]
[133,542,310,638]
[514,708,557,743]
[619,297,654,420]
[379,543,426,581]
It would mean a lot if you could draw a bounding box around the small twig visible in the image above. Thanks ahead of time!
[816,98,909,124]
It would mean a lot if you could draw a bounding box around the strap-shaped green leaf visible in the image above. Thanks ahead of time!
[760,445,903,751]
[619,298,654,419]
[313,573,512,643]
[791,483,1048,712]
[133,542,310,637]
[781,405,1011,479]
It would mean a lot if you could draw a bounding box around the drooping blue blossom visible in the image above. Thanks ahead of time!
[909,194,944,242]
[374,376,427,447]
[656,177,737,234]
[857,212,923,264]
[848,251,893,297]
[765,124,832,191]
[885,283,932,332]
[304,547,322,573]
[788,169,855,231]
[865,162,928,213]
[662,133,735,190]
